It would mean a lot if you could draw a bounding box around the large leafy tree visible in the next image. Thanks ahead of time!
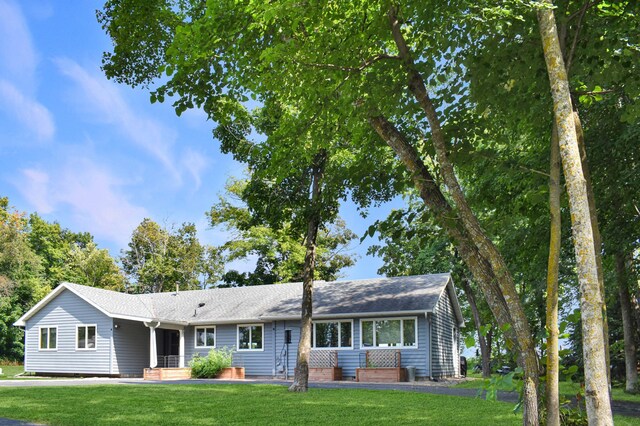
[98,0,638,419]
[209,178,357,286]
[98,1,541,415]
[121,218,222,293]
[27,214,93,286]
[0,198,49,360]
[65,242,127,291]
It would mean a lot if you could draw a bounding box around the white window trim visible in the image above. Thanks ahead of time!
[38,326,58,351]
[237,323,264,352]
[194,326,217,348]
[359,316,419,350]
[312,319,354,350]
[76,324,97,351]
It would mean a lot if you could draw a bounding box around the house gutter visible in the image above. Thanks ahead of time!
[259,309,431,322]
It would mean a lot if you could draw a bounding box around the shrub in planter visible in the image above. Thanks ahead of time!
[190,347,234,378]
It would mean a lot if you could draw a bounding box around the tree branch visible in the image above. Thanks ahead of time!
[571,89,618,96]
[292,53,401,73]
[565,1,592,75]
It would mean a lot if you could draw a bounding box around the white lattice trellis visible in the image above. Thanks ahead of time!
[309,350,338,368]
[366,350,401,368]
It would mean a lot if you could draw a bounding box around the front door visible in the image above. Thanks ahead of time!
[164,330,180,356]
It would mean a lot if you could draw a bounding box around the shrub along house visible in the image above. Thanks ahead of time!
[14,273,464,380]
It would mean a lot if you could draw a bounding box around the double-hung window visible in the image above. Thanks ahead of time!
[195,326,216,348]
[39,326,57,350]
[76,325,97,350]
[238,324,263,351]
[313,320,352,349]
[361,317,417,348]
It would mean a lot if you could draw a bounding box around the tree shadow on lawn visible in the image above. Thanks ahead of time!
[0,384,523,425]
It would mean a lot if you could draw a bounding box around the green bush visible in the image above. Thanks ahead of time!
[189,347,234,378]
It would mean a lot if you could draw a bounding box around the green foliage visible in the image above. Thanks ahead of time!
[0,196,126,360]
[209,177,357,286]
[538,379,588,426]
[27,214,93,286]
[189,347,234,378]
[121,218,223,292]
[477,368,523,403]
[98,0,639,410]
[0,198,48,360]
[65,242,126,291]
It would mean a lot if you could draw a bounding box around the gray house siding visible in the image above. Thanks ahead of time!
[180,315,431,378]
[185,323,275,376]
[20,277,460,379]
[431,289,459,377]
[111,319,149,376]
[273,316,430,379]
[333,316,429,378]
[24,289,112,375]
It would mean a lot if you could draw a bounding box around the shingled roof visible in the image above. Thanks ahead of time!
[15,273,463,327]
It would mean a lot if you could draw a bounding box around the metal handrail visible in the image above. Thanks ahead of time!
[161,355,180,368]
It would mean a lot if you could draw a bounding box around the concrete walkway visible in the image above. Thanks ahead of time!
[1,377,639,418]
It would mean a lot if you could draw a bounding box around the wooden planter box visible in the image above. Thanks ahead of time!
[216,367,245,379]
[309,367,342,381]
[355,367,407,383]
[144,367,192,381]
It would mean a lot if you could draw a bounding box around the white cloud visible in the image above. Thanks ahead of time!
[0,0,37,85]
[19,168,53,213]
[181,148,209,190]
[0,80,55,141]
[54,58,182,182]
[16,159,148,247]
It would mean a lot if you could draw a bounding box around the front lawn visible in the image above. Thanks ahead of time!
[0,365,24,380]
[455,377,640,403]
[0,384,524,425]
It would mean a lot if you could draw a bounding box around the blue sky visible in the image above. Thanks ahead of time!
[0,0,398,280]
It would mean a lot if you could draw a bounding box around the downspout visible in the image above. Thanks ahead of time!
[22,326,27,373]
[273,321,277,377]
[427,312,433,380]
[109,320,113,376]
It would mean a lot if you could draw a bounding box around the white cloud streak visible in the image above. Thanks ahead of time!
[16,160,148,247]
[181,148,209,190]
[0,0,37,85]
[0,80,55,141]
[0,1,54,141]
[55,58,182,182]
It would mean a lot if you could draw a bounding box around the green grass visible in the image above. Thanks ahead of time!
[0,384,526,425]
[0,365,25,380]
[0,384,636,425]
[456,377,640,403]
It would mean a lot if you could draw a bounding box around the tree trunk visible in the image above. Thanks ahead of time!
[615,252,639,393]
[288,150,327,392]
[369,114,540,421]
[460,277,491,379]
[387,8,539,424]
[545,124,562,426]
[574,111,610,384]
[369,115,513,335]
[537,4,613,424]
